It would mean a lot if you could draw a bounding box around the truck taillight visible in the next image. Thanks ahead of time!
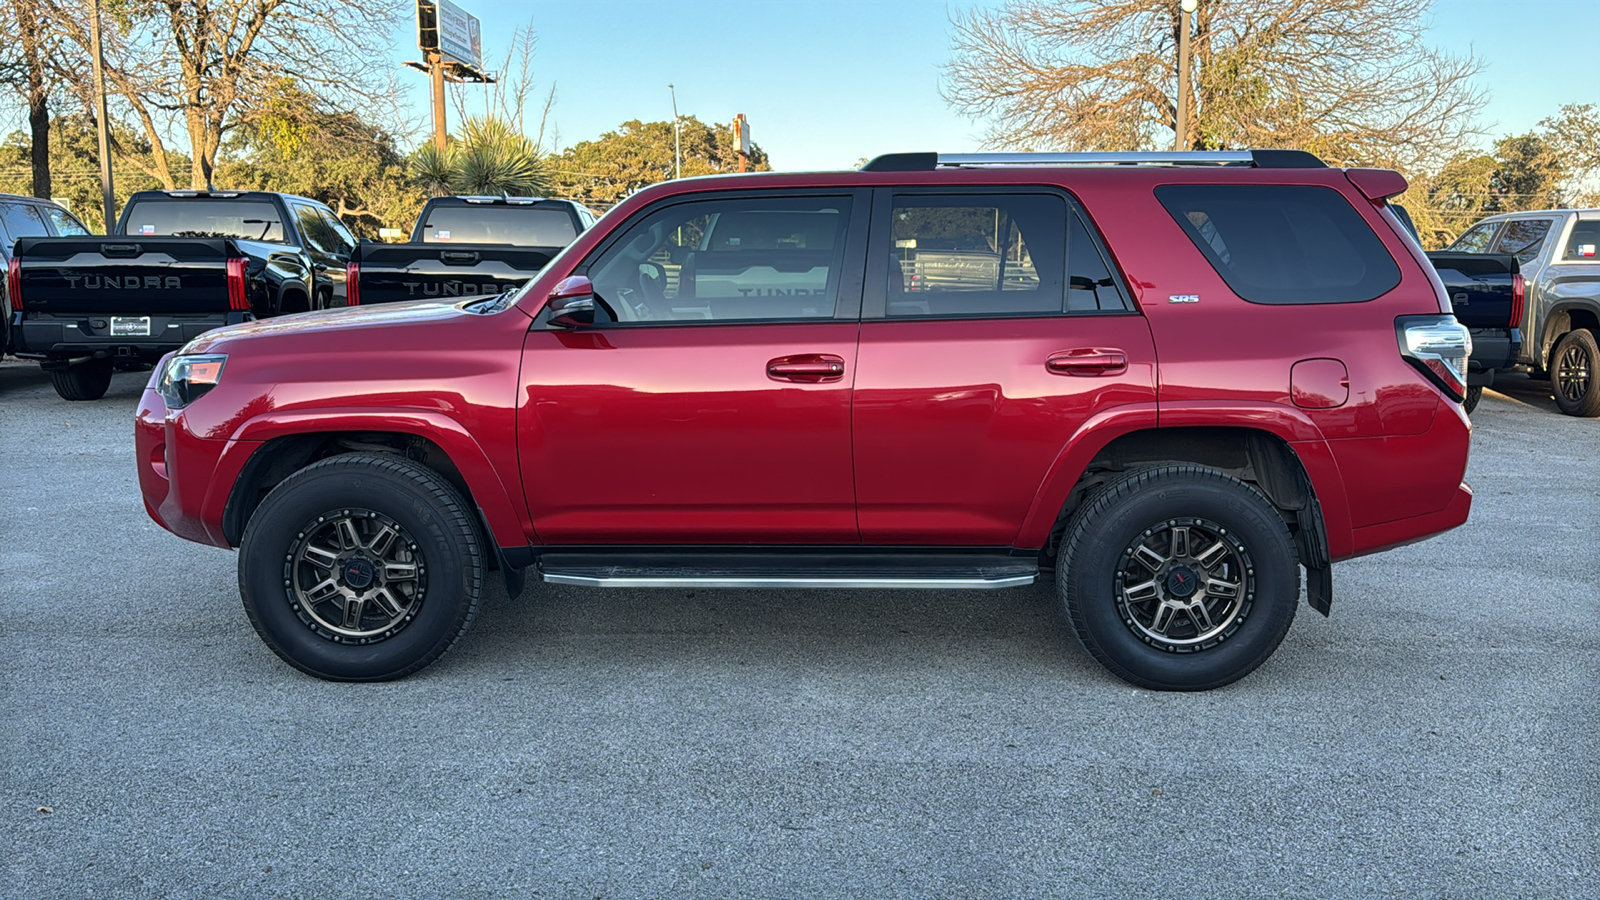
[226,258,249,311]
[346,263,360,306]
[5,255,20,311]
[1510,272,1525,329]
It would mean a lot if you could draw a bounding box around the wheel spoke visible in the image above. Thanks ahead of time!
[303,577,342,606]
[1187,600,1217,633]
[1123,579,1161,603]
[1148,602,1177,635]
[1133,544,1167,572]
[1194,538,1228,569]
[368,587,404,619]
[367,525,398,556]
[382,561,418,583]
[301,542,339,569]
[336,518,362,551]
[1170,526,1190,559]
[341,597,365,630]
[1206,577,1241,600]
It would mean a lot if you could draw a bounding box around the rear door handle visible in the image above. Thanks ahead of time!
[767,354,847,383]
[1047,348,1128,376]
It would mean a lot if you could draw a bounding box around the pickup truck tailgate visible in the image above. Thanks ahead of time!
[14,237,237,315]
[351,242,557,304]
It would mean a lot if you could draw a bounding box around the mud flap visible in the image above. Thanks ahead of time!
[1297,498,1333,616]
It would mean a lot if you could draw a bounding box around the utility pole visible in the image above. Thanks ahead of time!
[88,0,116,231]
[429,49,448,151]
[669,84,681,180]
[1175,0,1197,151]
[734,113,749,174]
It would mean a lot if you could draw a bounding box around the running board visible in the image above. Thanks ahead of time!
[535,551,1039,590]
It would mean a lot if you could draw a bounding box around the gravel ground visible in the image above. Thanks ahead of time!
[1,358,1596,898]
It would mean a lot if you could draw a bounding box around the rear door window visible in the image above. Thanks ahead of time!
[41,205,91,236]
[883,193,1065,317]
[1156,184,1402,304]
[1563,219,1600,261]
[1447,221,1501,253]
[0,201,50,243]
[1491,218,1554,265]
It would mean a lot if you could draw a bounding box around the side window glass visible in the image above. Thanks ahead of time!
[1564,220,1600,261]
[1157,184,1402,305]
[318,208,357,255]
[0,202,50,242]
[1491,219,1553,265]
[293,205,332,255]
[1447,222,1500,253]
[42,205,91,236]
[1068,211,1130,312]
[886,194,1064,317]
[587,195,850,323]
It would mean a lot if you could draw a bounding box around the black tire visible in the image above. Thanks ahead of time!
[48,358,113,401]
[1551,329,1600,417]
[238,453,483,681]
[1058,465,1298,691]
[1462,384,1483,414]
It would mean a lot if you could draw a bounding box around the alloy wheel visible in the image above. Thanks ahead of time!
[1114,517,1255,652]
[284,508,427,644]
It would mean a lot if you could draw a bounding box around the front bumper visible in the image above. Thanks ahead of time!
[136,381,258,549]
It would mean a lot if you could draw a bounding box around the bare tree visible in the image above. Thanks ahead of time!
[49,0,401,189]
[945,0,1487,170]
[0,0,64,197]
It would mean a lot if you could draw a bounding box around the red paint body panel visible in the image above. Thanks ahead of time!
[137,164,1472,578]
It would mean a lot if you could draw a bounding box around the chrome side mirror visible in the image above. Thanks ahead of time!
[546,275,596,328]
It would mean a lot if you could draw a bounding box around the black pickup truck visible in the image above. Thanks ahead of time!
[9,190,356,400]
[347,196,595,305]
[1425,251,1523,413]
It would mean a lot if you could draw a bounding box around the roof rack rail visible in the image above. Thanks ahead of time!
[859,149,1326,172]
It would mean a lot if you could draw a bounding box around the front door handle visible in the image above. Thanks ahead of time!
[1047,348,1128,376]
[767,354,847,383]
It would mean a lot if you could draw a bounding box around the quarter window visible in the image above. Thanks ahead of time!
[587,196,851,323]
[1563,220,1600,261]
[1447,221,1500,254]
[1157,184,1402,305]
[42,205,91,236]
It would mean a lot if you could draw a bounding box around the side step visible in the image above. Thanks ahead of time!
[536,551,1039,590]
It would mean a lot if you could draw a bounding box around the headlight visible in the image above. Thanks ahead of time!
[157,353,228,409]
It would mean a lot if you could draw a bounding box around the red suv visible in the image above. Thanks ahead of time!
[136,150,1473,690]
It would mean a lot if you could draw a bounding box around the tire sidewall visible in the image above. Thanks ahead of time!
[239,459,477,680]
[1063,474,1297,690]
[1552,329,1600,417]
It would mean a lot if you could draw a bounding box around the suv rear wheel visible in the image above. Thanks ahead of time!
[1551,328,1600,417]
[48,358,113,401]
[238,453,483,681]
[1058,466,1298,691]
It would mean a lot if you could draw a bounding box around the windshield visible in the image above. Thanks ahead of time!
[124,199,286,242]
[420,205,577,246]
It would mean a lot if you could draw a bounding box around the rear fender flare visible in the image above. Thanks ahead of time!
[213,408,531,551]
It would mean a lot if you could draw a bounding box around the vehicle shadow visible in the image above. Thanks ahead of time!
[1483,373,1563,415]
[0,357,147,401]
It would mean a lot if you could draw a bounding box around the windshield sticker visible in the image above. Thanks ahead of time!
[436,230,450,240]
[139,224,155,235]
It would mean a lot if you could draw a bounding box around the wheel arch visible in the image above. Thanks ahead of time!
[1540,301,1600,368]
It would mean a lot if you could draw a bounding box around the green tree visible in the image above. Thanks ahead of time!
[0,114,175,228]
[219,81,418,237]
[549,117,771,208]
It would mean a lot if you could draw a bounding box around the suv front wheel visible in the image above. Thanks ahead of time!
[238,453,484,681]
[1058,466,1299,691]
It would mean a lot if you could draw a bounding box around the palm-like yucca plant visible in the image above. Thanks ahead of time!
[407,117,549,197]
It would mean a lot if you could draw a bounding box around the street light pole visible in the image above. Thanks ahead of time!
[1175,0,1197,151]
[669,84,681,180]
[88,0,116,231]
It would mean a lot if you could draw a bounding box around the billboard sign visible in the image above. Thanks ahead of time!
[416,0,483,73]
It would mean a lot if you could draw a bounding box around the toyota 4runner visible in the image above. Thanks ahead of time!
[136,150,1474,690]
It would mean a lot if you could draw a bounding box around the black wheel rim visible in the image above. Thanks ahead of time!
[283,508,427,644]
[1557,343,1591,402]
[1114,517,1255,652]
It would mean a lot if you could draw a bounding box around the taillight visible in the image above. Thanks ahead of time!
[1397,315,1472,402]
[226,258,249,311]
[5,255,21,311]
[346,262,360,306]
[1510,272,1525,329]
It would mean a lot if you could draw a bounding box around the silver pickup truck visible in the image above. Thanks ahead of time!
[1445,209,1600,416]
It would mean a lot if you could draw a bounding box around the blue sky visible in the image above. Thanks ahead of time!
[395,0,1600,171]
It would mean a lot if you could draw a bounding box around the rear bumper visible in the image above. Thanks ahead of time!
[17,311,250,360]
[1468,327,1520,379]
[136,383,257,549]
[1330,399,1473,559]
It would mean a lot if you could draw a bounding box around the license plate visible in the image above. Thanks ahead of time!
[110,316,151,337]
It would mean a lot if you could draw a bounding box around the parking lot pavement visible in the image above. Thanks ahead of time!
[1,358,1595,898]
